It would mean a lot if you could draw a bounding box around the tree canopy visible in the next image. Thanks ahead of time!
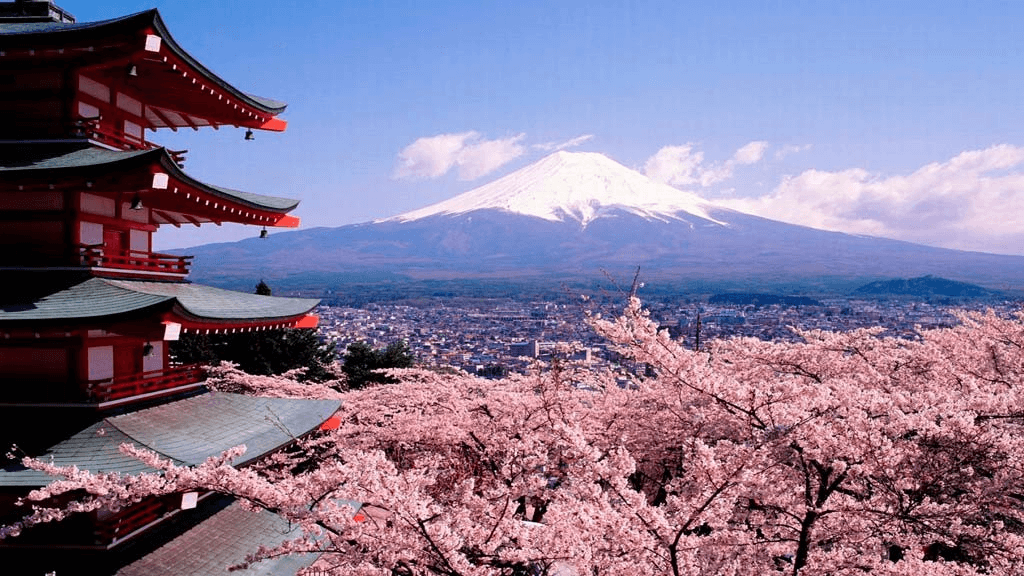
[6,299,1024,575]
[341,340,415,389]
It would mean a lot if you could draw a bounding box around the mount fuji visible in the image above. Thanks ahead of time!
[386,151,724,227]
[183,151,1024,293]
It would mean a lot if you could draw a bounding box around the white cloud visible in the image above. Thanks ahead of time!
[643,144,705,187]
[394,132,526,181]
[454,134,526,180]
[718,144,1024,255]
[534,134,595,152]
[645,141,769,188]
[732,141,768,165]
[393,132,478,180]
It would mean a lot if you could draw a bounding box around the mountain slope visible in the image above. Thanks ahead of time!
[385,150,723,226]
[182,152,1024,292]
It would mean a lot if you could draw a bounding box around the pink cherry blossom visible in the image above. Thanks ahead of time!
[4,300,1023,575]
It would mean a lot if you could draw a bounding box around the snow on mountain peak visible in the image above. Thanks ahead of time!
[384,150,724,226]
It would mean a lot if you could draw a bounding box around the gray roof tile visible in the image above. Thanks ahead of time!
[111,393,341,467]
[106,280,320,321]
[115,502,320,576]
[0,423,174,487]
[0,277,171,321]
[0,278,319,323]
[0,393,341,487]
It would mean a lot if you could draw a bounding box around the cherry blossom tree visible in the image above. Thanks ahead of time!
[3,299,1024,575]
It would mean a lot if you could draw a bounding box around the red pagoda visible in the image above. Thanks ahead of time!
[0,2,338,573]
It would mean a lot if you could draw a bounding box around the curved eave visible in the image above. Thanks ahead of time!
[0,9,287,127]
[102,280,320,329]
[152,152,302,227]
[0,143,301,226]
[0,277,174,324]
[167,310,319,333]
[0,278,319,330]
[158,153,300,214]
[146,9,287,123]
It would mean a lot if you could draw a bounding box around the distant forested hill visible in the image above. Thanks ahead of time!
[854,276,998,298]
[708,293,822,307]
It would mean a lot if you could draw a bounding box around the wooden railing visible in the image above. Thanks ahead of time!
[94,497,168,545]
[79,244,193,277]
[72,117,155,151]
[86,364,206,403]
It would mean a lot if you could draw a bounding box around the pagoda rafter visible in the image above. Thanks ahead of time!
[1,8,287,147]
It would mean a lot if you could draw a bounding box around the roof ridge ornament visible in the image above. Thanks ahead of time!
[0,1,75,24]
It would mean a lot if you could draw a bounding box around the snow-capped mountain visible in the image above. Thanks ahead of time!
[386,150,724,227]
[182,152,1024,293]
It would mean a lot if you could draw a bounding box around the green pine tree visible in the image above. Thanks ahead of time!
[341,340,414,389]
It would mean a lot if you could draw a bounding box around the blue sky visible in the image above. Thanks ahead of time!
[65,1,1024,255]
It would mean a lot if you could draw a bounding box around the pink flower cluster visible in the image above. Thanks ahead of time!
[6,299,1024,575]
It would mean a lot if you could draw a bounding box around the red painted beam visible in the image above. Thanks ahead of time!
[272,214,300,228]
[257,116,287,132]
[294,314,319,329]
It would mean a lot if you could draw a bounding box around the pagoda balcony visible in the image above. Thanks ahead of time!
[71,117,155,152]
[85,363,206,404]
[79,244,192,278]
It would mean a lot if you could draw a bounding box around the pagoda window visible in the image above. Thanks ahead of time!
[79,221,103,246]
[115,92,143,117]
[123,119,143,142]
[86,346,114,381]
[121,202,149,224]
[142,341,163,374]
[129,229,150,253]
[77,75,110,104]
[77,100,100,121]
[80,193,116,218]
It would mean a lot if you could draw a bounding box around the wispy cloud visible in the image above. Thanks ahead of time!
[774,143,812,160]
[644,141,769,187]
[719,144,1024,254]
[534,134,595,152]
[394,132,526,181]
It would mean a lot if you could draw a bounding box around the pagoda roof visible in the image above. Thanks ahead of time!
[0,9,286,130]
[0,391,341,488]
[115,501,322,576]
[0,276,319,326]
[107,279,319,322]
[0,142,301,224]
